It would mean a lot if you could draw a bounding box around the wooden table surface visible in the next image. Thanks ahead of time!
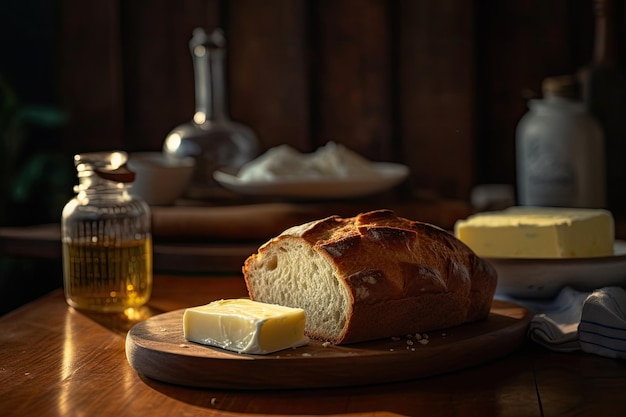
[2,274,626,417]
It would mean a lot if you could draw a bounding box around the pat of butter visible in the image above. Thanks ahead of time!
[183,299,309,354]
[454,206,614,258]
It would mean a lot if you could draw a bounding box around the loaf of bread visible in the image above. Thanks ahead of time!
[243,209,497,344]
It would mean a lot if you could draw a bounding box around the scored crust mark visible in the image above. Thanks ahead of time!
[243,209,498,345]
[320,235,361,258]
[399,263,447,294]
[356,209,404,226]
[360,225,418,251]
[345,269,390,302]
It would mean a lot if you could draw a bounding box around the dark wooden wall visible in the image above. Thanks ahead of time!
[57,0,609,204]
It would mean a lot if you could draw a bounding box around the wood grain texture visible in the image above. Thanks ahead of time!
[125,300,530,389]
[0,200,474,274]
[396,0,475,199]
[227,0,310,151]
[58,0,125,153]
[533,348,626,417]
[313,0,394,160]
[5,274,626,416]
[150,203,321,241]
[54,1,606,205]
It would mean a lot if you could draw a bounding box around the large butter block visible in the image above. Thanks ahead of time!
[454,206,614,258]
[183,299,309,354]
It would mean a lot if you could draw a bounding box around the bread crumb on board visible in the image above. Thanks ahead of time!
[388,332,431,351]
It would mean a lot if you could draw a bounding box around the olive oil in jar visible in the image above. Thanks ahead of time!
[63,238,152,312]
[62,151,153,312]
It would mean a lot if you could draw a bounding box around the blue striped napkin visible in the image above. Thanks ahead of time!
[579,288,626,359]
[497,286,626,359]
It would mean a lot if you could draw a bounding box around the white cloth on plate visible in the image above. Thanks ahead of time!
[497,286,626,359]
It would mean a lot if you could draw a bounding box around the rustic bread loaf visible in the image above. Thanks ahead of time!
[243,209,497,344]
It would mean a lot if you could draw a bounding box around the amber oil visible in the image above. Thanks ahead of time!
[63,238,152,312]
[62,151,153,313]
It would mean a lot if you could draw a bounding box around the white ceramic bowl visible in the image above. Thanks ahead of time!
[489,241,626,299]
[127,152,195,205]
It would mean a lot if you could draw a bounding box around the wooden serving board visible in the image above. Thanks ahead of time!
[126,300,530,390]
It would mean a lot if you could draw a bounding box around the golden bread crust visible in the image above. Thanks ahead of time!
[243,209,497,344]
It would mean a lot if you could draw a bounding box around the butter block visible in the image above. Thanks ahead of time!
[454,206,614,258]
[183,299,309,354]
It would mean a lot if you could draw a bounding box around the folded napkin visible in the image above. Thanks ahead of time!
[498,286,626,359]
[579,288,626,359]
[526,287,589,352]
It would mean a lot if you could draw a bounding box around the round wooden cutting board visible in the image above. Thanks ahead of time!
[126,300,530,390]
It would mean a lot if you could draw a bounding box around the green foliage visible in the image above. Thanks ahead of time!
[0,74,73,226]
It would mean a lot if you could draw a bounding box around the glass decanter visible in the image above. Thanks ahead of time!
[163,28,260,199]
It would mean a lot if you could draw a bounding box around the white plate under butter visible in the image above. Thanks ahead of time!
[213,162,409,199]
[490,241,626,299]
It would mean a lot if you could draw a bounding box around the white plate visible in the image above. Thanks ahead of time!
[213,162,409,199]
[489,241,626,299]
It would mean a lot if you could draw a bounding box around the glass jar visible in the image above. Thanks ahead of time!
[61,151,153,312]
[516,75,606,208]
